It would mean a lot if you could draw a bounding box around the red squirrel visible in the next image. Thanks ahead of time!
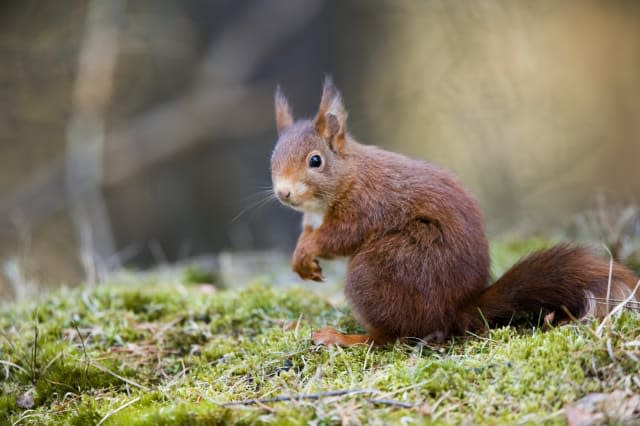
[270,77,639,346]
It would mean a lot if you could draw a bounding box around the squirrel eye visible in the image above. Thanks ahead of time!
[308,154,322,168]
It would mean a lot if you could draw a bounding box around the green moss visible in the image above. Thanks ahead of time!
[64,397,103,426]
[106,401,235,426]
[625,257,640,275]
[0,394,18,421]
[1,242,639,425]
[182,266,219,286]
[34,355,129,403]
[118,290,177,321]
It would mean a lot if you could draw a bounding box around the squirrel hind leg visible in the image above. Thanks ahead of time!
[311,327,393,346]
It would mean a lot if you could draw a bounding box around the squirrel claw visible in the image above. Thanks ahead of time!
[293,258,323,281]
[306,262,323,282]
[306,259,323,281]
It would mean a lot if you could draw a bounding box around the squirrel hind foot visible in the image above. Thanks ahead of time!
[311,327,393,346]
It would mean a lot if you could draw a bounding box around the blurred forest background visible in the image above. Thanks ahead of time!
[1,0,640,300]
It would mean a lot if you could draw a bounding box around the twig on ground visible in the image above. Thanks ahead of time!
[366,398,415,408]
[222,389,378,406]
[222,389,419,410]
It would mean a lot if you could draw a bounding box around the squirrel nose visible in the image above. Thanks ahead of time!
[277,189,291,200]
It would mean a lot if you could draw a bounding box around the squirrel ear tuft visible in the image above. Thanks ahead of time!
[314,76,348,153]
[275,85,294,136]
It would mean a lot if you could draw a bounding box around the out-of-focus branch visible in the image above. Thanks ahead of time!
[103,0,323,184]
[65,0,126,285]
[0,0,324,231]
[102,84,272,186]
[196,0,323,85]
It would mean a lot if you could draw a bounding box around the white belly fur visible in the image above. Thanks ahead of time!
[303,211,324,230]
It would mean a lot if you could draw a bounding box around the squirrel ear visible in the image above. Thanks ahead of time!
[314,76,348,153]
[275,85,294,136]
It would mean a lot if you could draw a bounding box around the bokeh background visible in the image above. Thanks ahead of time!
[2,0,639,300]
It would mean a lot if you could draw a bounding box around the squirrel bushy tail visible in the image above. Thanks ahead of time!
[462,244,639,331]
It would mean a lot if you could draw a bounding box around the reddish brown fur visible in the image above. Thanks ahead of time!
[271,77,639,345]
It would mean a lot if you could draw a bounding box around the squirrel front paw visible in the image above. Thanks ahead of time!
[292,251,323,281]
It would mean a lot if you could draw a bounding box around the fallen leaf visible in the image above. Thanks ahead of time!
[565,391,640,426]
[17,392,35,409]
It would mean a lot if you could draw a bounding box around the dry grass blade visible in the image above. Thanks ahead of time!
[96,396,141,426]
[584,297,640,311]
[11,411,41,426]
[0,359,28,374]
[89,361,149,391]
[596,279,640,337]
[603,244,614,314]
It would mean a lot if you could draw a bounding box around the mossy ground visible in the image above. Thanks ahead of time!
[1,240,639,425]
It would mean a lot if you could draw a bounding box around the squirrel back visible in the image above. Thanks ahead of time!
[271,77,639,344]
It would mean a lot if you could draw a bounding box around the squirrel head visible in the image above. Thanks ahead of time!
[271,76,349,213]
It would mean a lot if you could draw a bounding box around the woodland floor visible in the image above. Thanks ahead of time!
[1,239,639,425]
